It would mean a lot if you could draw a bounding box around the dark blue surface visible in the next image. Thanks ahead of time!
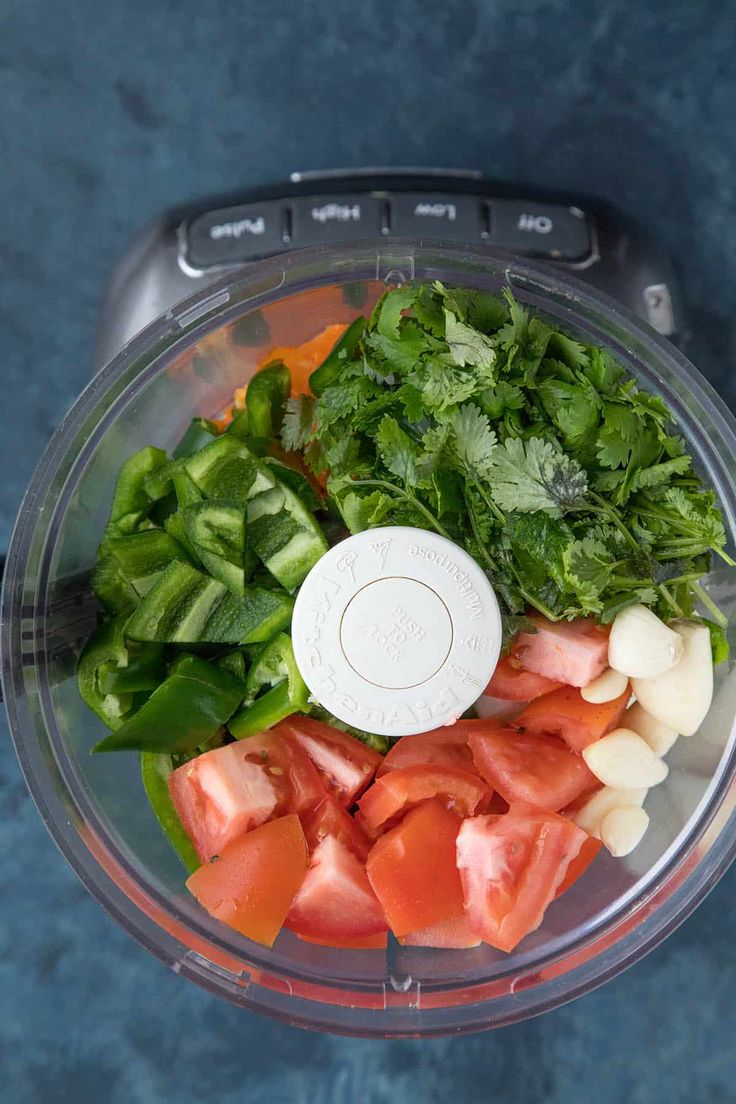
[3,2,736,1098]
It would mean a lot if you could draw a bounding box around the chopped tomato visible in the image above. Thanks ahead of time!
[286,835,387,941]
[398,913,481,949]
[168,742,278,863]
[554,835,602,899]
[301,794,372,862]
[366,800,466,936]
[296,931,388,949]
[277,717,382,806]
[263,323,349,396]
[512,616,609,687]
[468,727,597,813]
[485,655,562,701]
[186,814,308,947]
[358,765,487,833]
[456,812,587,952]
[377,719,499,777]
[514,685,629,753]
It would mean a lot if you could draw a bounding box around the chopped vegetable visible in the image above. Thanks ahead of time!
[93,656,244,754]
[514,684,629,753]
[357,765,487,832]
[228,634,310,738]
[468,727,596,812]
[141,753,200,872]
[286,835,387,942]
[186,814,308,947]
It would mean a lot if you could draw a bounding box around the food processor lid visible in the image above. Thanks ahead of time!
[291,526,502,736]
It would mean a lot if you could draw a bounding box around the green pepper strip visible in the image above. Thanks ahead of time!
[140,753,200,872]
[77,615,135,729]
[93,655,244,753]
[107,446,168,535]
[245,361,291,439]
[229,632,310,738]
[308,316,366,395]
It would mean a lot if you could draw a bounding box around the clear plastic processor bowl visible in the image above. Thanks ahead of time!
[4,241,736,1037]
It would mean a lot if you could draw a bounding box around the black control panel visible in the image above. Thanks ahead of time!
[94,170,683,371]
[185,189,594,271]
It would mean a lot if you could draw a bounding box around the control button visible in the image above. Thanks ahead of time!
[491,201,591,260]
[187,203,285,268]
[289,195,384,244]
[643,284,675,336]
[389,192,484,239]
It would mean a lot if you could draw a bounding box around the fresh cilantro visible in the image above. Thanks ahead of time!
[486,437,588,515]
[281,395,314,451]
[290,279,732,626]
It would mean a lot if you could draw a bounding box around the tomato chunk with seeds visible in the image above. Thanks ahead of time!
[512,616,609,687]
[514,685,629,752]
[301,794,372,862]
[485,655,562,701]
[456,812,587,952]
[277,717,382,805]
[286,835,387,941]
[358,765,487,832]
[186,814,308,947]
[366,800,465,937]
[469,727,597,813]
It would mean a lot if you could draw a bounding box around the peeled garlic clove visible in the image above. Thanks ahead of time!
[581,667,629,704]
[625,702,679,757]
[600,805,650,857]
[631,621,713,736]
[572,785,648,838]
[608,604,683,678]
[582,728,669,788]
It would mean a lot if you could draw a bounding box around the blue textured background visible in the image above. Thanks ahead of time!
[3,2,736,1099]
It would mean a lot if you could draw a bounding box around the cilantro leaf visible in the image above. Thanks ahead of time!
[337,489,395,533]
[375,287,419,339]
[443,309,496,370]
[562,537,612,615]
[450,404,497,478]
[486,437,588,515]
[281,395,314,451]
[375,416,423,485]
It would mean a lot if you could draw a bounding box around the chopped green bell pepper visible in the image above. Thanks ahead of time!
[94,655,244,753]
[107,446,168,535]
[184,436,327,591]
[92,529,187,615]
[141,752,200,872]
[246,361,291,439]
[173,417,219,459]
[77,616,161,730]
[308,317,366,395]
[124,560,293,644]
[229,632,310,738]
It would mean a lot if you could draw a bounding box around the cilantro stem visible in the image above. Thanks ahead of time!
[657,583,683,618]
[691,580,729,627]
[588,491,640,552]
[472,479,506,525]
[345,479,453,540]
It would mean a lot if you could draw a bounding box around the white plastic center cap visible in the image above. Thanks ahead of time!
[292,526,502,738]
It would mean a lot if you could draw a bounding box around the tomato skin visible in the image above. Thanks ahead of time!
[277,717,382,806]
[358,764,488,833]
[398,913,481,949]
[554,834,602,899]
[301,795,372,862]
[485,655,562,701]
[186,814,308,947]
[514,685,629,752]
[286,835,387,941]
[456,812,587,952]
[237,729,328,813]
[512,617,609,688]
[468,727,597,813]
[378,719,501,777]
[366,799,466,937]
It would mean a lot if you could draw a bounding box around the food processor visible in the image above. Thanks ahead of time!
[4,174,736,1037]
